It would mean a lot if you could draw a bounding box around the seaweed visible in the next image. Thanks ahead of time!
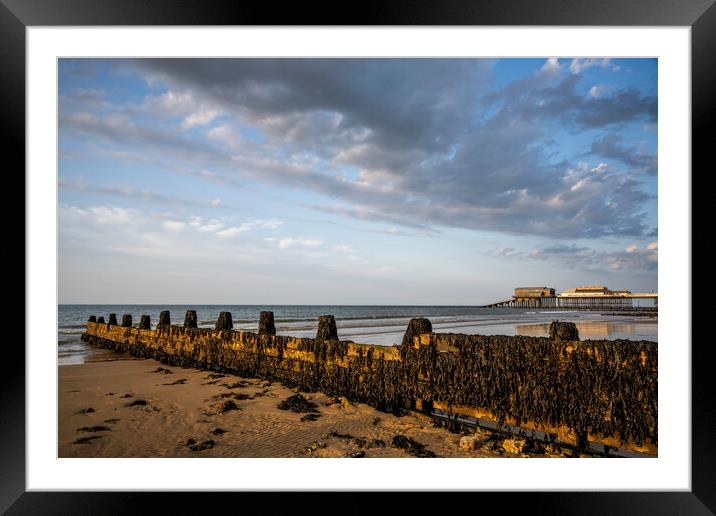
[277,394,319,413]
[82,313,657,448]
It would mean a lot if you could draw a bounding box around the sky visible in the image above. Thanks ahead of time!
[58,58,658,305]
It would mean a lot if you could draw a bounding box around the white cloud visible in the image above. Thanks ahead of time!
[215,224,252,238]
[163,220,186,232]
[570,58,617,75]
[588,85,606,98]
[591,162,609,174]
[181,109,220,129]
[270,237,323,249]
[88,206,135,225]
[541,57,562,73]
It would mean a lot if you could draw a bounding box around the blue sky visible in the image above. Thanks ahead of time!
[58,58,657,304]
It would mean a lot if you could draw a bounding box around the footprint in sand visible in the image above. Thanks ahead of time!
[77,425,111,432]
[73,435,103,445]
[162,379,188,385]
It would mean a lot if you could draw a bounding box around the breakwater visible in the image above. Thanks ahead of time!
[81,310,657,455]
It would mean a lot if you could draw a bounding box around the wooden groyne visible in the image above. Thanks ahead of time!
[81,312,657,456]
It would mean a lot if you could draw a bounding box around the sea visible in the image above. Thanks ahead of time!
[58,304,658,366]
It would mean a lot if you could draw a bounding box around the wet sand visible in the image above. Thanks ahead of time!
[59,357,579,458]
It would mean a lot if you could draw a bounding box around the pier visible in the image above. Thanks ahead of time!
[485,285,658,309]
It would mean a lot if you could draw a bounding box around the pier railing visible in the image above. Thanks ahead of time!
[81,311,657,456]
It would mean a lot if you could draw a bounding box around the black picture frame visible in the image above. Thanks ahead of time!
[4,0,709,513]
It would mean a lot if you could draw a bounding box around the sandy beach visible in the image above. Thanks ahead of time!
[59,356,582,458]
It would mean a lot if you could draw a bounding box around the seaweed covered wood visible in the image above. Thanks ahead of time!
[316,315,338,341]
[259,311,276,335]
[549,321,580,341]
[158,310,171,327]
[401,318,433,347]
[215,312,233,331]
[184,310,198,328]
[82,314,657,450]
[139,315,151,329]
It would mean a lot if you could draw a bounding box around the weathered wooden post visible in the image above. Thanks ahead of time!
[402,317,434,414]
[97,316,106,324]
[108,313,118,325]
[401,318,432,347]
[121,314,132,327]
[549,320,579,341]
[259,311,276,336]
[139,315,151,330]
[88,315,97,323]
[215,311,233,331]
[316,315,338,340]
[158,310,171,327]
[184,310,198,328]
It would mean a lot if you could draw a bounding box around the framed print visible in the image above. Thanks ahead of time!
[5,0,711,513]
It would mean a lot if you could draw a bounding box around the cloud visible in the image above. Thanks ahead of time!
[59,179,234,210]
[570,58,618,74]
[589,133,657,175]
[526,240,658,272]
[272,237,323,249]
[60,58,657,241]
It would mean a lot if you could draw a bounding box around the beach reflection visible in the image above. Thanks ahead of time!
[516,320,657,341]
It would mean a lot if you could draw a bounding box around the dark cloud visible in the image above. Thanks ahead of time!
[484,74,657,129]
[589,133,657,175]
[62,58,657,240]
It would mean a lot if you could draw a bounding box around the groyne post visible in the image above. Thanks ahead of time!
[158,310,171,327]
[316,315,338,340]
[259,311,276,336]
[88,315,96,323]
[402,317,433,347]
[139,315,151,330]
[97,316,106,324]
[549,321,580,341]
[215,311,233,331]
[121,314,132,327]
[108,313,118,325]
[184,310,198,329]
